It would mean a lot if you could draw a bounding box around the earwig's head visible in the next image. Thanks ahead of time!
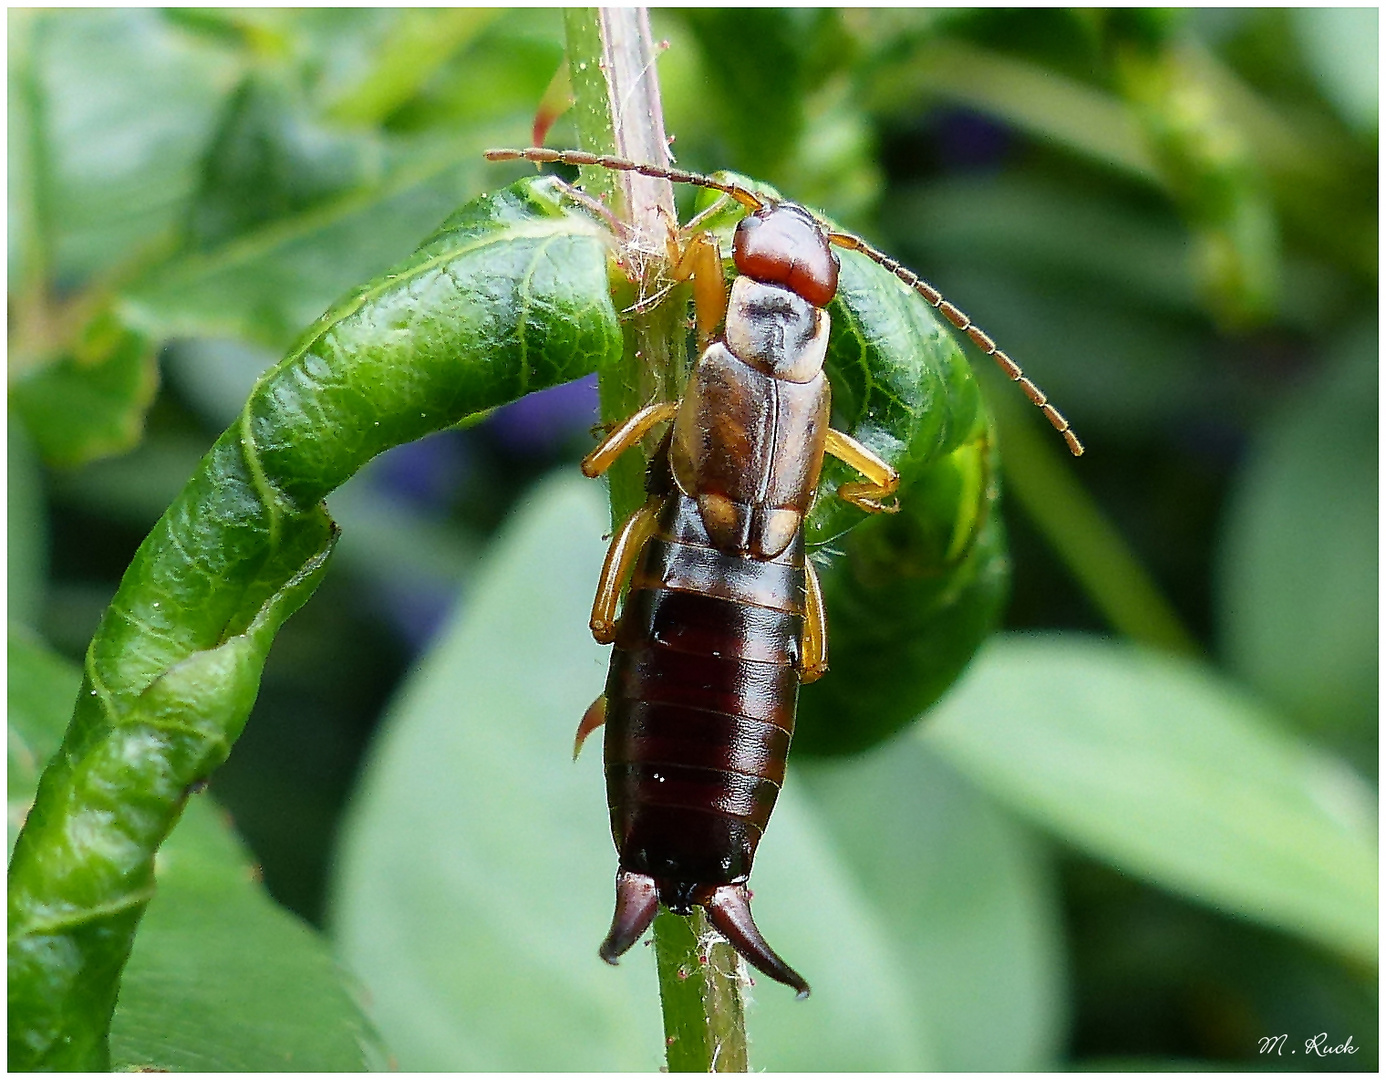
[733,202,839,309]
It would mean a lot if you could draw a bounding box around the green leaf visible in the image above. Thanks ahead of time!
[330,475,953,1071]
[797,741,1067,1070]
[1290,8,1379,133]
[186,73,386,252]
[9,308,160,467]
[8,175,623,1069]
[10,9,241,284]
[797,242,1008,753]
[924,635,1378,961]
[110,798,386,1072]
[799,463,1009,755]
[7,421,47,628]
[121,152,486,351]
[7,629,74,856]
[9,519,337,1071]
[7,629,386,1071]
[809,244,987,545]
[1216,321,1377,758]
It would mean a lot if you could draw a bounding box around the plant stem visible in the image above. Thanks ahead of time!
[562,7,750,1072]
[653,910,749,1073]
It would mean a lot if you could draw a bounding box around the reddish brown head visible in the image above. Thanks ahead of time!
[732,202,839,309]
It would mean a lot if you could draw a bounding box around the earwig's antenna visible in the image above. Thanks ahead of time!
[484,147,766,213]
[827,230,1084,457]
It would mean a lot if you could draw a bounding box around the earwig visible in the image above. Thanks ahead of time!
[486,147,1083,997]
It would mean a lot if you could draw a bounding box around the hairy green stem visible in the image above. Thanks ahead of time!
[653,910,749,1073]
[562,6,750,1072]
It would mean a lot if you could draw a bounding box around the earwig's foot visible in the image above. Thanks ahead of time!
[574,696,607,761]
[589,617,618,645]
[704,884,811,999]
[836,482,901,515]
[599,871,660,964]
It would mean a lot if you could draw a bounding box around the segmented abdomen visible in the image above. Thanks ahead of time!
[603,493,804,894]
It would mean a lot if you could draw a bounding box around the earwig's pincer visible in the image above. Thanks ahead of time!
[600,871,660,964]
[498,145,1085,996]
[705,885,810,999]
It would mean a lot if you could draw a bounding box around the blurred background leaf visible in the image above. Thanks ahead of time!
[1215,320,1378,772]
[9,7,1376,1072]
[10,311,159,466]
[1289,8,1378,134]
[924,635,1377,961]
[796,742,1067,1069]
[8,424,47,627]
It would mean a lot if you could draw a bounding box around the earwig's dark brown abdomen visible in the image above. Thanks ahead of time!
[603,494,803,898]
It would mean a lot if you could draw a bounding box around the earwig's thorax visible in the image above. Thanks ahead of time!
[723,277,829,383]
[732,203,839,309]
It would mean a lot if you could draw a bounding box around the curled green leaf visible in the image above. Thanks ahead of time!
[800,246,1007,754]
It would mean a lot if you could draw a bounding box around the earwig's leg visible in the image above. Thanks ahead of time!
[800,561,829,684]
[581,401,679,478]
[664,227,727,352]
[574,696,606,760]
[484,148,766,212]
[824,428,902,513]
[590,501,659,644]
[599,871,660,964]
[704,884,810,999]
[549,177,628,240]
[680,193,734,235]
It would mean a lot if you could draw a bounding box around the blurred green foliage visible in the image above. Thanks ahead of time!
[8,7,1377,1072]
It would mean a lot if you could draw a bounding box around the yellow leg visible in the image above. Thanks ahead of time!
[590,501,659,644]
[581,402,679,478]
[824,428,901,513]
[800,560,829,683]
[665,228,727,352]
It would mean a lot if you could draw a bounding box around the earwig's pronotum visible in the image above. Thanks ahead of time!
[487,147,1083,998]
